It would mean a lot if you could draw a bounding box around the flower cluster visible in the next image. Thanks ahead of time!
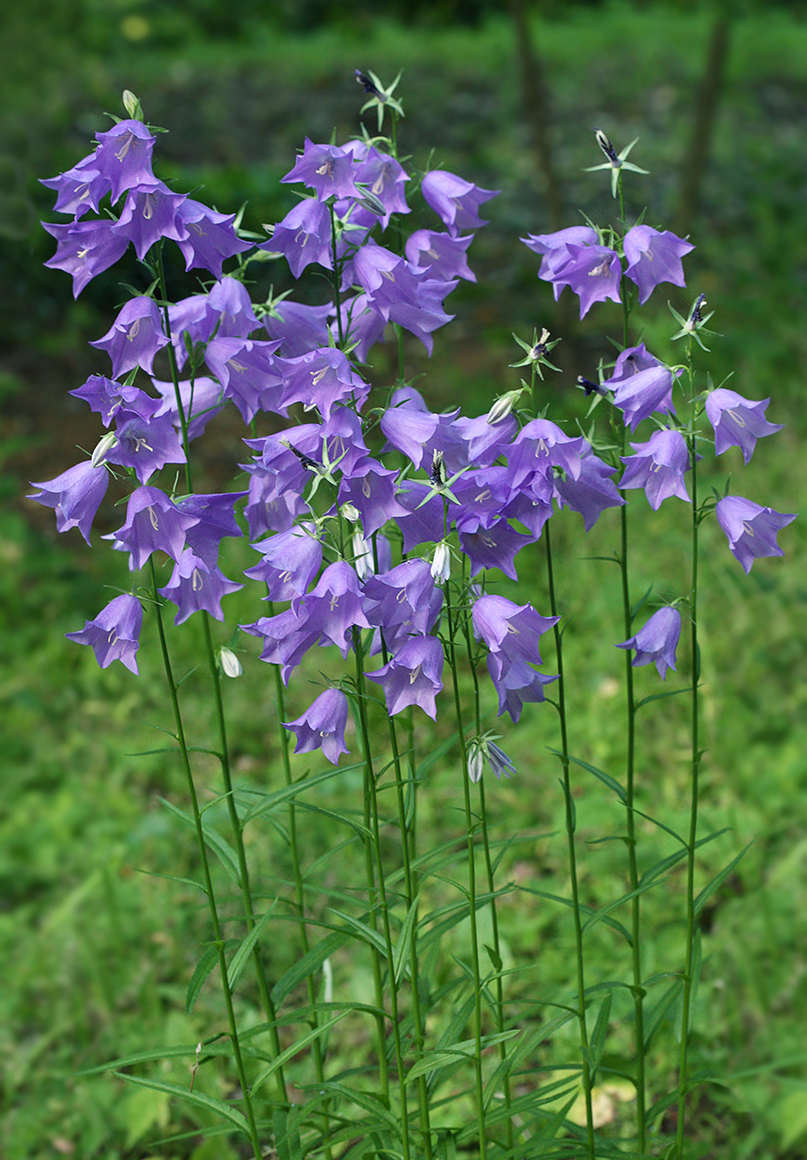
[33,97,795,779]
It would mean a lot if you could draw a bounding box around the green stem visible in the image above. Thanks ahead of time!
[150,561,264,1159]
[444,582,488,1160]
[268,629,331,1158]
[544,521,596,1160]
[676,346,702,1156]
[462,603,514,1152]
[352,629,412,1160]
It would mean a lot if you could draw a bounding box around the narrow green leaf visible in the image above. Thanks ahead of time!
[393,894,420,985]
[272,930,348,1006]
[227,902,278,992]
[251,1013,348,1096]
[693,844,751,916]
[329,908,388,957]
[186,943,222,1015]
[112,1072,249,1134]
[548,749,626,803]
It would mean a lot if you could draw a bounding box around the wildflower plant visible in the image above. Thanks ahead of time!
[34,80,794,1160]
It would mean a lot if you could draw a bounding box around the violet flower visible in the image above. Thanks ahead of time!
[716,497,796,573]
[623,225,694,305]
[365,634,444,719]
[90,297,170,378]
[619,429,691,510]
[28,460,109,544]
[705,389,783,465]
[617,607,681,680]
[66,593,144,674]
[284,688,350,765]
[421,170,498,236]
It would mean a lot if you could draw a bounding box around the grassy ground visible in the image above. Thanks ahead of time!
[3,3,807,1157]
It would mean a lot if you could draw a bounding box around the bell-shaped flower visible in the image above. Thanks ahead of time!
[204,336,285,423]
[459,520,532,580]
[104,408,187,484]
[111,179,188,260]
[263,299,332,358]
[42,218,128,297]
[175,199,252,279]
[89,119,156,203]
[264,198,333,277]
[619,429,691,510]
[66,593,144,674]
[716,496,795,574]
[105,485,198,571]
[152,375,225,442]
[282,139,361,201]
[363,559,443,652]
[41,159,108,217]
[28,459,109,544]
[338,457,407,537]
[616,607,681,680]
[405,229,476,282]
[549,241,622,318]
[245,523,323,604]
[283,688,350,765]
[554,448,625,530]
[421,170,498,236]
[365,634,444,719]
[278,346,370,420]
[158,548,242,624]
[298,561,371,656]
[472,594,558,668]
[705,389,783,465]
[176,491,247,566]
[604,345,678,431]
[623,225,694,305]
[90,297,170,378]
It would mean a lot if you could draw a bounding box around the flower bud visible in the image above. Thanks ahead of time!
[486,389,522,425]
[91,431,117,468]
[430,541,451,584]
[219,647,243,678]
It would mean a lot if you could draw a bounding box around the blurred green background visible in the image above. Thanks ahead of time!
[2,1,807,1157]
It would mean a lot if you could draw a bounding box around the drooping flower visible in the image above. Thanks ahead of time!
[282,139,361,201]
[158,548,242,624]
[715,497,795,573]
[623,225,694,305]
[705,389,783,465]
[421,170,498,236]
[42,218,129,297]
[603,344,678,431]
[616,607,681,680]
[283,688,350,765]
[619,429,692,510]
[90,297,170,378]
[111,178,188,259]
[105,486,198,571]
[87,119,157,203]
[547,241,622,318]
[365,634,444,718]
[174,199,253,278]
[264,198,333,277]
[66,593,144,674]
[28,460,110,544]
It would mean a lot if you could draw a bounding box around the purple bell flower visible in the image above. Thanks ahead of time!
[716,497,796,573]
[366,634,444,719]
[616,607,682,680]
[284,688,350,765]
[604,345,678,431]
[89,119,157,204]
[28,460,109,544]
[174,200,253,278]
[106,485,199,571]
[282,139,361,201]
[623,225,694,305]
[42,218,129,297]
[111,178,188,260]
[158,548,242,624]
[265,198,333,277]
[705,389,784,465]
[90,297,170,378]
[619,429,692,510]
[66,593,144,674]
[420,170,498,236]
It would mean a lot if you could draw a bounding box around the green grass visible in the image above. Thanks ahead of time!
[3,2,807,1157]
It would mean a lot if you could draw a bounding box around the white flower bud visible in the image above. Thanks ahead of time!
[91,432,117,468]
[430,541,451,584]
[341,502,360,524]
[486,389,522,425]
[219,648,242,678]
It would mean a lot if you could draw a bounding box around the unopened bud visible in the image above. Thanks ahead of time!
[486,389,522,425]
[91,432,117,468]
[341,502,360,524]
[430,541,451,584]
[122,90,144,121]
[219,648,242,678]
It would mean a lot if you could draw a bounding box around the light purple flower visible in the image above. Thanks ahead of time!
[158,548,242,624]
[715,497,795,573]
[705,389,783,465]
[28,460,109,544]
[90,297,170,378]
[66,593,144,674]
[421,170,498,236]
[42,218,129,297]
[623,225,694,305]
[174,200,253,278]
[365,634,444,718]
[89,120,157,203]
[105,485,198,571]
[548,242,622,318]
[282,139,361,201]
[604,345,678,431]
[265,198,333,277]
[619,429,691,510]
[616,607,681,680]
[111,179,188,260]
[283,689,350,765]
